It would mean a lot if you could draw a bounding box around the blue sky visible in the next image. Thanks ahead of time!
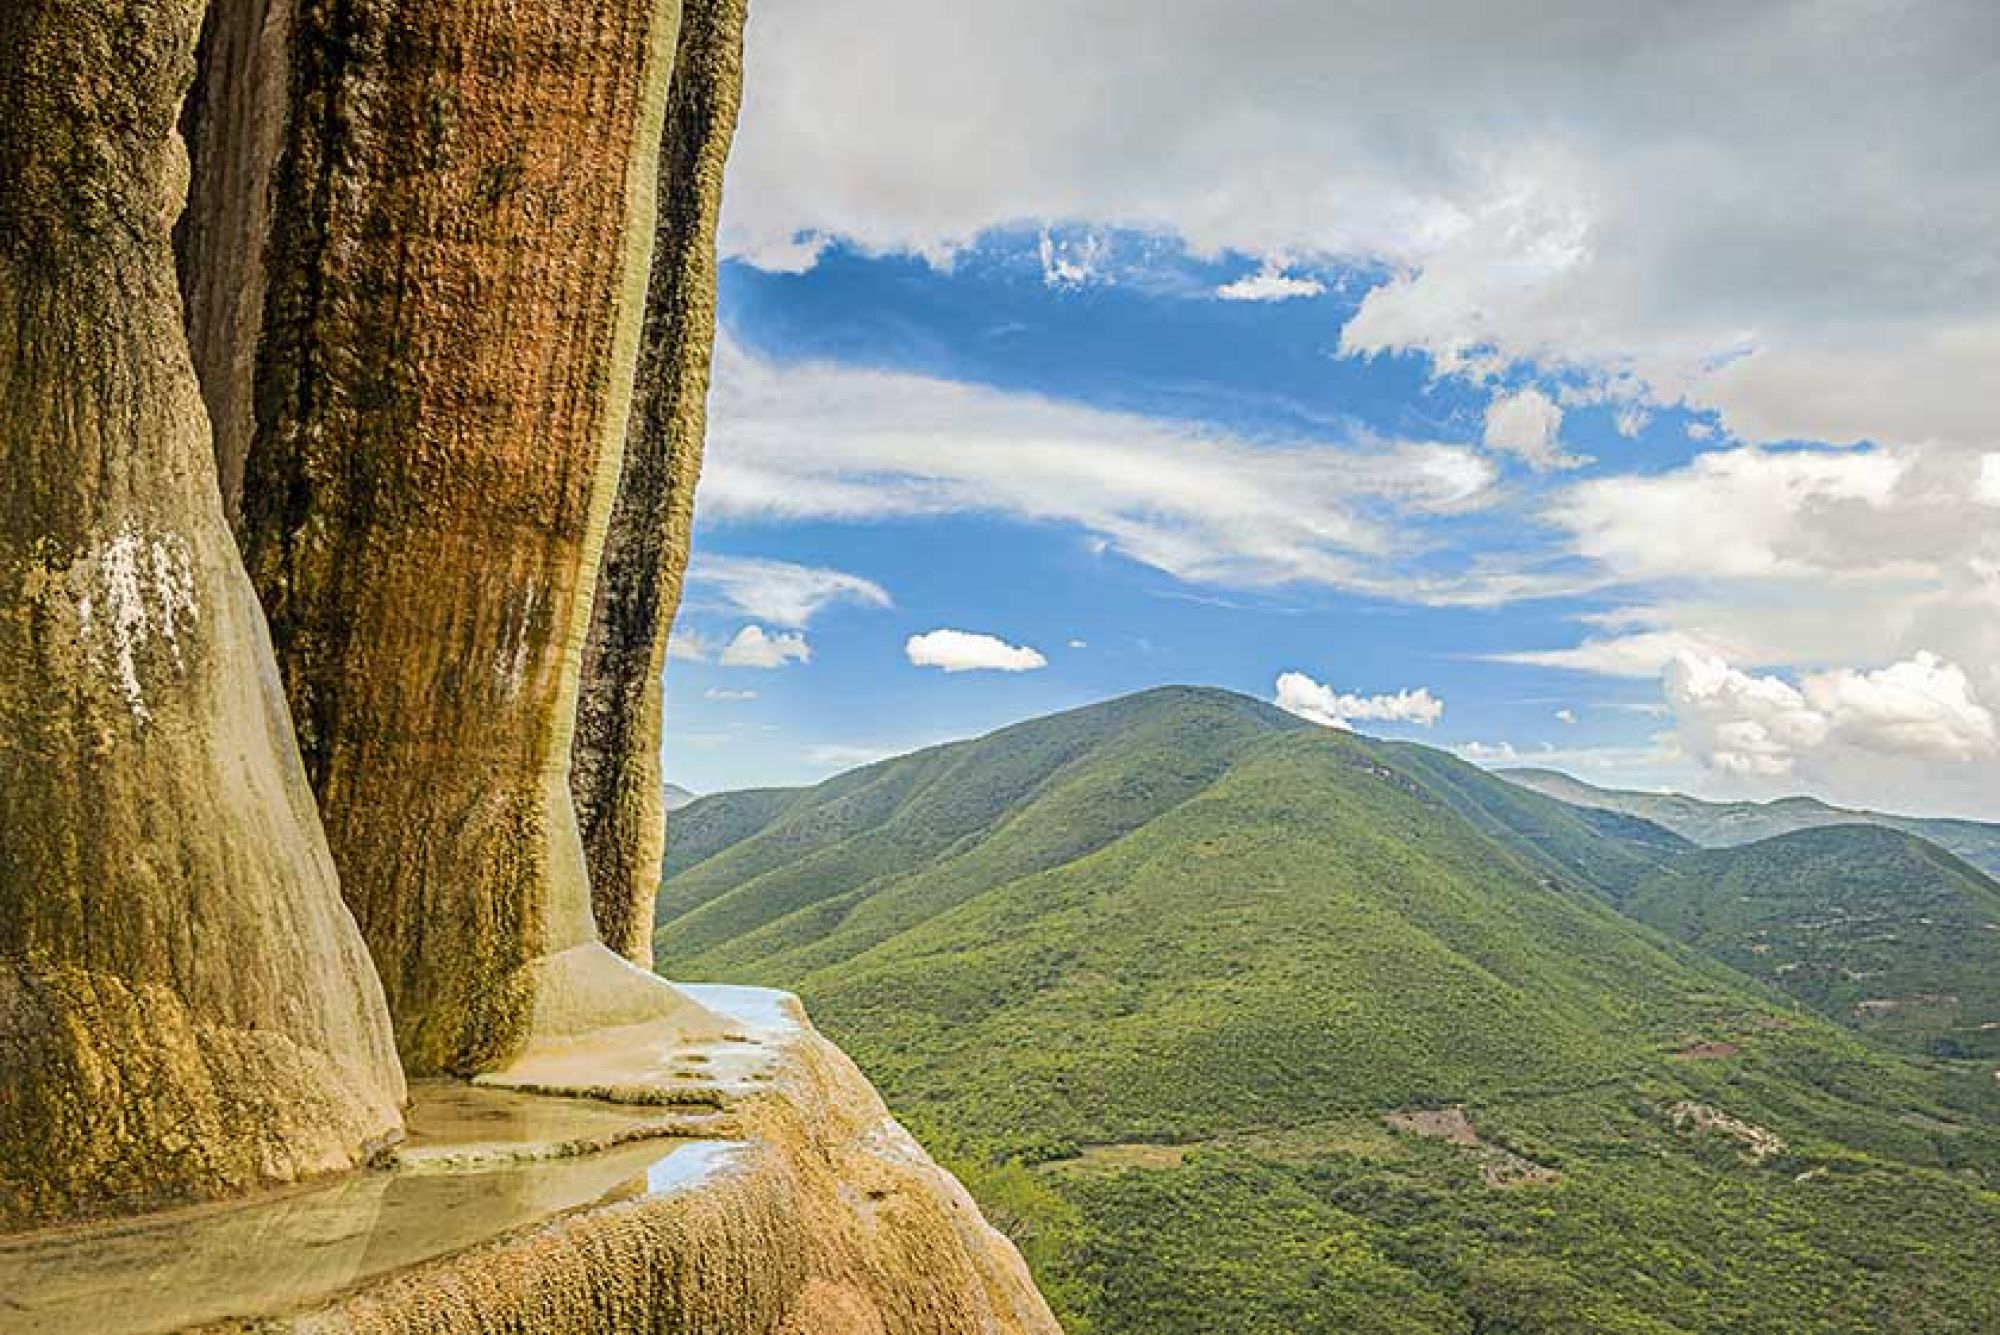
[660,2,2000,819]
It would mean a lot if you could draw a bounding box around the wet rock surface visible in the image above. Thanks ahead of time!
[0,988,1059,1335]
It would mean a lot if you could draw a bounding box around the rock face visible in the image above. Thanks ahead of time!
[572,0,750,967]
[0,0,404,1228]
[9,1,1067,1327]
[186,0,723,1074]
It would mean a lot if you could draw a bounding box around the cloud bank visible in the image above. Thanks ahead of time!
[726,0,2000,455]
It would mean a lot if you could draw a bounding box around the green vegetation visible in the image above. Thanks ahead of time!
[1624,825,2000,1058]
[1502,768,2000,877]
[661,687,2000,1335]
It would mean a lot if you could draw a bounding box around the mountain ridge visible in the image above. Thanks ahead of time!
[1501,767,2000,876]
[660,685,2000,1335]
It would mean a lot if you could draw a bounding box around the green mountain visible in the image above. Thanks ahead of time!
[1501,768,2000,877]
[1623,825,2000,1059]
[660,687,2000,1335]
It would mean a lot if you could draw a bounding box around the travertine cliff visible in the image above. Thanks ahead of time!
[4,0,1064,1326]
[189,0,722,1075]
[573,0,749,969]
[0,0,404,1230]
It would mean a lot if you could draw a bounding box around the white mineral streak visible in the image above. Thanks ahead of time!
[77,526,199,721]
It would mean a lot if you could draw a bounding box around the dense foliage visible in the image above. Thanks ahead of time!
[661,687,2000,1335]
[1624,826,2000,1058]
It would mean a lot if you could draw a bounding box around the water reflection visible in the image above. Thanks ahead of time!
[0,1101,746,1335]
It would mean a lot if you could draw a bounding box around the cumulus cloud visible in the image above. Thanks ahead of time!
[726,0,2000,455]
[706,337,1547,604]
[905,629,1047,674]
[1668,650,1997,781]
[1555,709,1576,725]
[719,625,812,669]
[704,687,760,702]
[1216,265,1325,303]
[1274,670,1444,731]
[1483,387,1586,472]
[690,555,891,626]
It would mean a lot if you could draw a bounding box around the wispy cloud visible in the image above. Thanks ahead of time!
[704,337,1562,605]
[1215,264,1325,303]
[689,555,891,627]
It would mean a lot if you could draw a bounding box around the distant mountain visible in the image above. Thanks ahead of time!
[662,687,2000,1335]
[1501,768,2000,876]
[1624,825,2000,1058]
[662,782,700,811]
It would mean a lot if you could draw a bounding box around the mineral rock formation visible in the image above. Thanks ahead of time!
[0,991,1060,1335]
[189,0,725,1073]
[0,0,404,1228]
[573,0,750,968]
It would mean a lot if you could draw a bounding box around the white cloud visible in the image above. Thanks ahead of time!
[1039,229,1112,289]
[725,0,2000,457]
[1067,638,1088,649]
[905,629,1047,674]
[1551,447,1906,584]
[667,628,717,663]
[1492,630,1738,680]
[1977,454,2000,506]
[1457,741,1519,763]
[706,337,1544,604]
[1274,670,1444,731]
[1555,709,1576,725]
[1668,649,1997,782]
[1216,265,1325,303]
[690,555,891,626]
[1482,387,1586,472]
[704,687,760,702]
[719,625,812,669]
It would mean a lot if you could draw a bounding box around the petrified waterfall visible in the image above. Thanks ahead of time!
[3,2,1064,1328]
[0,0,404,1228]
[573,0,750,966]
[182,0,722,1073]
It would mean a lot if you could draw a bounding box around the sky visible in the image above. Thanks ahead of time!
[661,0,2000,820]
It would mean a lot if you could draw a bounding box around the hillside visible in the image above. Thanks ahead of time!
[1624,826,2000,1058]
[660,687,2000,1335]
[1501,768,2000,876]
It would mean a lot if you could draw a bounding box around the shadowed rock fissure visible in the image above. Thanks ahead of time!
[573,0,750,966]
